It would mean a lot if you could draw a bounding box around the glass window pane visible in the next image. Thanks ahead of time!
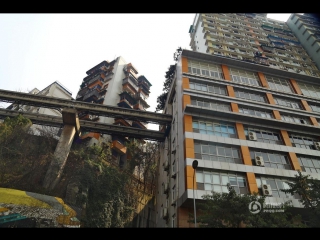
[221,176,229,185]
[217,147,225,156]
[205,174,211,183]
[232,149,239,158]
[202,145,209,154]
[237,177,246,187]
[213,185,222,193]
[256,178,262,188]
[196,172,203,183]
[225,148,232,157]
[194,144,201,153]
[209,145,217,155]
[222,186,228,193]
[204,184,212,190]
[212,174,220,184]
[229,176,237,186]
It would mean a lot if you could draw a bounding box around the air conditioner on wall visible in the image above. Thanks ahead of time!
[262,184,272,196]
[248,131,257,141]
[255,156,265,167]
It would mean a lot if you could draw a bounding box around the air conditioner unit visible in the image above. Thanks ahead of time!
[255,156,265,166]
[262,184,272,196]
[314,142,320,150]
[248,131,257,141]
[162,208,168,219]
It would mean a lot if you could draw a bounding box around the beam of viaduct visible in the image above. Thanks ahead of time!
[0,89,172,125]
[0,108,166,141]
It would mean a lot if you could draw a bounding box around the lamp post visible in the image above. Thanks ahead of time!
[192,160,198,228]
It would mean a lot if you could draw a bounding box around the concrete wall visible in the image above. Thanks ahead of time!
[287,14,320,71]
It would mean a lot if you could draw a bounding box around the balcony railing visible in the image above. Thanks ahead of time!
[87,75,103,87]
[76,87,88,99]
[83,89,100,101]
[254,56,269,66]
[83,69,105,82]
[123,77,139,92]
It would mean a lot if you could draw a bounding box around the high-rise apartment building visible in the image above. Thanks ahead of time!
[156,13,320,228]
[287,14,320,71]
[75,56,151,166]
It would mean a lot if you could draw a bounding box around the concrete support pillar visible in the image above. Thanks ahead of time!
[43,108,80,190]
[43,124,76,190]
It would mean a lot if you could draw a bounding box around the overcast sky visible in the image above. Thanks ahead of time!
[0,13,291,129]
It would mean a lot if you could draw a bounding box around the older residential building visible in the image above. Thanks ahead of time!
[75,56,152,167]
[6,81,73,138]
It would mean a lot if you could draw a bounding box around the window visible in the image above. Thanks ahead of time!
[265,75,294,93]
[188,60,224,79]
[229,67,261,86]
[289,133,319,149]
[297,156,320,174]
[239,107,273,119]
[309,104,320,113]
[193,120,237,138]
[194,141,242,164]
[256,175,300,199]
[250,150,292,170]
[196,170,248,194]
[280,114,311,125]
[297,81,320,99]
[244,127,283,145]
[189,81,227,95]
[273,96,303,109]
[172,185,176,202]
[234,89,267,103]
[190,98,231,112]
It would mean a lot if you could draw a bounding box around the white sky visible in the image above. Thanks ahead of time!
[0,13,291,129]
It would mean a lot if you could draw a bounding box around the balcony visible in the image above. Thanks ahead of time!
[118,91,137,109]
[132,121,147,129]
[114,118,131,127]
[139,83,150,94]
[87,75,104,87]
[83,69,105,82]
[83,89,100,102]
[260,45,275,53]
[122,77,139,92]
[111,140,127,155]
[136,91,148,101]
[97,96,104,104]
[76,87,88,100]
[111,135,127,154]
[271,42,286,50]
[254,56,269,66]
[80,132,100,140]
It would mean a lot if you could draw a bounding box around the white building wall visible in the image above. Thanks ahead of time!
[193,17,207,53]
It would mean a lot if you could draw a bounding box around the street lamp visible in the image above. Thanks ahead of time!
[192,160,198,228]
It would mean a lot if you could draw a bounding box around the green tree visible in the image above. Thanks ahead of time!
[155,47,182,112]
[281,171,320,227]
[190,184,304,228]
